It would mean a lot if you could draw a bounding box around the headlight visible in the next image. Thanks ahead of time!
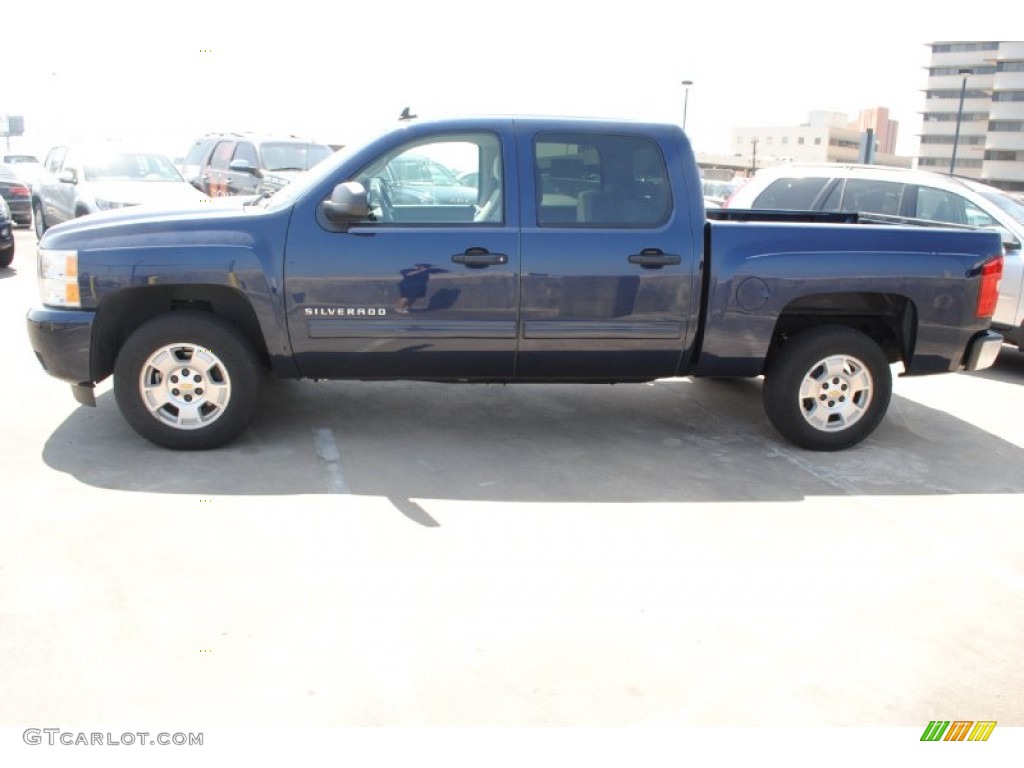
[94,198,131,211]
[39,248,81,307]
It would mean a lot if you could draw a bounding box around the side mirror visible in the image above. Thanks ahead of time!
[995,227,1021,251]
[322,181,370,224]
[57,169,78,184]
[228,159,258,175]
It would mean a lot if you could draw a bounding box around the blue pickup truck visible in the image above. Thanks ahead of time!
[27,117,1005,451]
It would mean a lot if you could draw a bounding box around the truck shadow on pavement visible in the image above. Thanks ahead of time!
[42,369,1024,523]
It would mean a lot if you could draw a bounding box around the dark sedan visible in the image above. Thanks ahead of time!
[0,164,32,227]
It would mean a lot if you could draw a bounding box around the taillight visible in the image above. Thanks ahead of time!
[11,185,30,198]
[976,254,1003,318]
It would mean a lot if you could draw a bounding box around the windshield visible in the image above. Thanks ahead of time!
[260,142,333,172]
[262,146,357,211]
[388,155,462,186]
[83,153,182,181]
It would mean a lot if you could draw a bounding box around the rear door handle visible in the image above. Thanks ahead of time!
[628,248,680,268]
[452,248,508,268]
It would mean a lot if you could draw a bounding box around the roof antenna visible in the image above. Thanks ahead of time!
[398,107,417,121]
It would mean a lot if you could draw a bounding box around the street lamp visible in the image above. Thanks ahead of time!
[949,68,972,175]
[750,137,759,175]
[681,80,693,133]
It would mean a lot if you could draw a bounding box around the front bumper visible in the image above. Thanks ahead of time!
[963,329,1004,371]
[26,306,96,386]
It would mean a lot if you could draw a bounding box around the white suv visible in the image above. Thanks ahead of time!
[725,164,1024,352]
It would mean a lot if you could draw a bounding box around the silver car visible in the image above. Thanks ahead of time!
[33,145,208,236]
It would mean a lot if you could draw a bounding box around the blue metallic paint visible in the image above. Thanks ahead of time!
[25,116,1003,392]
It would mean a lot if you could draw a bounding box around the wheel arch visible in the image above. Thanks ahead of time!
[93,285,271,381]
[767,291,916,370]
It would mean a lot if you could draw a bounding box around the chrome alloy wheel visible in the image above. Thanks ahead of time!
[797,353,874,432]
[139,343,232,430]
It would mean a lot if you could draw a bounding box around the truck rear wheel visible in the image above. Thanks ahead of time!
[113,311,261,449]
[763,325,891,451]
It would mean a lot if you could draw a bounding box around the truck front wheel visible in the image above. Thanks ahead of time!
[763,325,891,451]
[113,311,261,449]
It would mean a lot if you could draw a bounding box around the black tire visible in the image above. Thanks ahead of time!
[763,325,892,451]
[0,244,12,269]
[33,200,47,239]
[113,311,262,449]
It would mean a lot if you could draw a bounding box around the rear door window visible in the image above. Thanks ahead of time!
[751,177,830,210]
[534,133,671,227]
[836,179,904,216]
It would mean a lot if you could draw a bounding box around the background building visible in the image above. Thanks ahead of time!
[723,109,910,176]
[918,41,1024,192]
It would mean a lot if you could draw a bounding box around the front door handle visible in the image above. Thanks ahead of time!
[628,248,681,268]
[452,248,508,268]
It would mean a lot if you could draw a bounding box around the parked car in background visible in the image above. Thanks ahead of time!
[32,145,209,237]
[0,197,14,268]
[0,163,33,227]
[725,164,1024,353]
[3,153,44,188]
[701,178,741,207]
[374,153,478,205]
[180,133,333,198]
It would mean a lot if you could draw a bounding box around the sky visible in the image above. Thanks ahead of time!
[1,1,1009,162]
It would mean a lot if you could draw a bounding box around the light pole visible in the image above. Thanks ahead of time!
[750,137,759,175]
[681,80,693,133]
[950,68,972,175]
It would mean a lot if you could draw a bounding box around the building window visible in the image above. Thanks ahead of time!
[829,138,859,149]
[985,150,1024,161]
[814,137,822,145]
[931,42,998,53]
[926,89,991,100]
[923,112,989,122]
[921,135,987,145]
[929,65,997,76]
[797,137,805,145]
[989,120,1024,132]
[997,61,1024,73]
[918,157,983,169]
[781,136,789,145]
[992,91,1024,102]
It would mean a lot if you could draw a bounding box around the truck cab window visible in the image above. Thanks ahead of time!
[352,134,501,225]
[534,133,670,227]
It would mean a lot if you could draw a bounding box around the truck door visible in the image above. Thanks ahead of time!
[283,129,519,380]
[515,125,696,380]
